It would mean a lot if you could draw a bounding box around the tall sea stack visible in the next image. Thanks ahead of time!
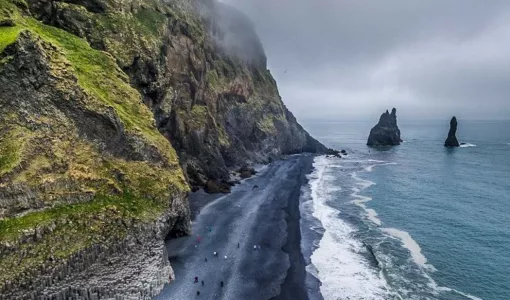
[444,117,460,147]
[367,108,402,146]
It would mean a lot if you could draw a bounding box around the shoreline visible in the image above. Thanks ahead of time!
[154,154,320,300]
[271,156,313,300]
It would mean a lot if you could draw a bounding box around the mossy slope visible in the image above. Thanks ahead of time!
[0,0,188,296]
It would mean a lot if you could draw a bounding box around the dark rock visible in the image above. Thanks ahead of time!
[238,166,256,179]
[367,108,402,146]
[0,19,15,27]
[444,117,460,147]
[205,180,231,194]
[240,171,252,179]
[341,149,347,155]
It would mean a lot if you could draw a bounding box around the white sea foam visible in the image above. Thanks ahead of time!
[381,228,436,271]
[350,171,381,225]
[307,156,393,300]
[460,143,477,148]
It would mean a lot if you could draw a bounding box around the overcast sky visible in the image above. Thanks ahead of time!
[220,0,510,120]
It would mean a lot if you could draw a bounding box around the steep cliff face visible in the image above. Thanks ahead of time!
[367,108,402,146]
[24,0,328,188]
[0,0,327,298]
[0,0,189,298]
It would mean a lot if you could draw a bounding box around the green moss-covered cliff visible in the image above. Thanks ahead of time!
[0,0,329,298]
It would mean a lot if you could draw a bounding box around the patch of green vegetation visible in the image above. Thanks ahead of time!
[0,191,163,285]
[217,126,231,147]
[134,8,168,35]
[188,104,208,129]
[0,25,21,52]
[0,126,31,176]
[206,69,220,90]
[0,191,160,242]
[257,116,276,134]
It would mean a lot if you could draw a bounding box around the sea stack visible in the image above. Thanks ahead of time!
[444,117,460,147]
[367,108,402,146]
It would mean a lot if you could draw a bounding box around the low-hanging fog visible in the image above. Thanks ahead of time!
[220,0,510,121]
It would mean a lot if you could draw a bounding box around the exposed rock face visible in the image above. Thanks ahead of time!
[367,108,402,146]
[444,117,460,147]
[0,0,330,298]
[21,0,329,190]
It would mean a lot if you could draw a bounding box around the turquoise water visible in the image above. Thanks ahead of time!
[301,120,510,300]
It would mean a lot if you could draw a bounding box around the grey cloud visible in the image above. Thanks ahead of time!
[220,0,510,120]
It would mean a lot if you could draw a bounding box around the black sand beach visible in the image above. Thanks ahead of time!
[154,154,317,300]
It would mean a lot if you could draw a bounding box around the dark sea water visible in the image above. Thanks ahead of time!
[298,120,510,300]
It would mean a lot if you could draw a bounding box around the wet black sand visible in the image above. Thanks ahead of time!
[153,154,317,300]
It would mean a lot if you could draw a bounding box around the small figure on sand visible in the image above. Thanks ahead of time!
[213,251,218,257]
[252,185,259,190]
[194,276,198,283]
[201,280,204,286]
[237,243,240,248]
[197,290,200,296]
[205,257,208,262]
[220,281,224,288]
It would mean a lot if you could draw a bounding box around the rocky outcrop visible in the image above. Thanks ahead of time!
[367,108,402,146]
[444,117,460,147]
[0,0,330,298]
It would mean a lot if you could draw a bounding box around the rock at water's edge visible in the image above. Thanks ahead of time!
[444,117,460,147]
[367,108,402,146]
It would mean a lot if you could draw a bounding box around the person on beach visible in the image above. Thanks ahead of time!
[220,281,224,288]
[194,276,198,283]
[201,280,204,286]
[213,251,218,257]
[237,243,240,248]
[205,257,208,262]
[197,290,200,296]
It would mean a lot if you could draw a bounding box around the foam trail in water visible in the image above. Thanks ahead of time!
[381,228,433,270]
[460,143,476,148]
[308,156,393,300]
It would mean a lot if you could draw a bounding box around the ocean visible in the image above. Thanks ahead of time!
[299,120,510,300]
